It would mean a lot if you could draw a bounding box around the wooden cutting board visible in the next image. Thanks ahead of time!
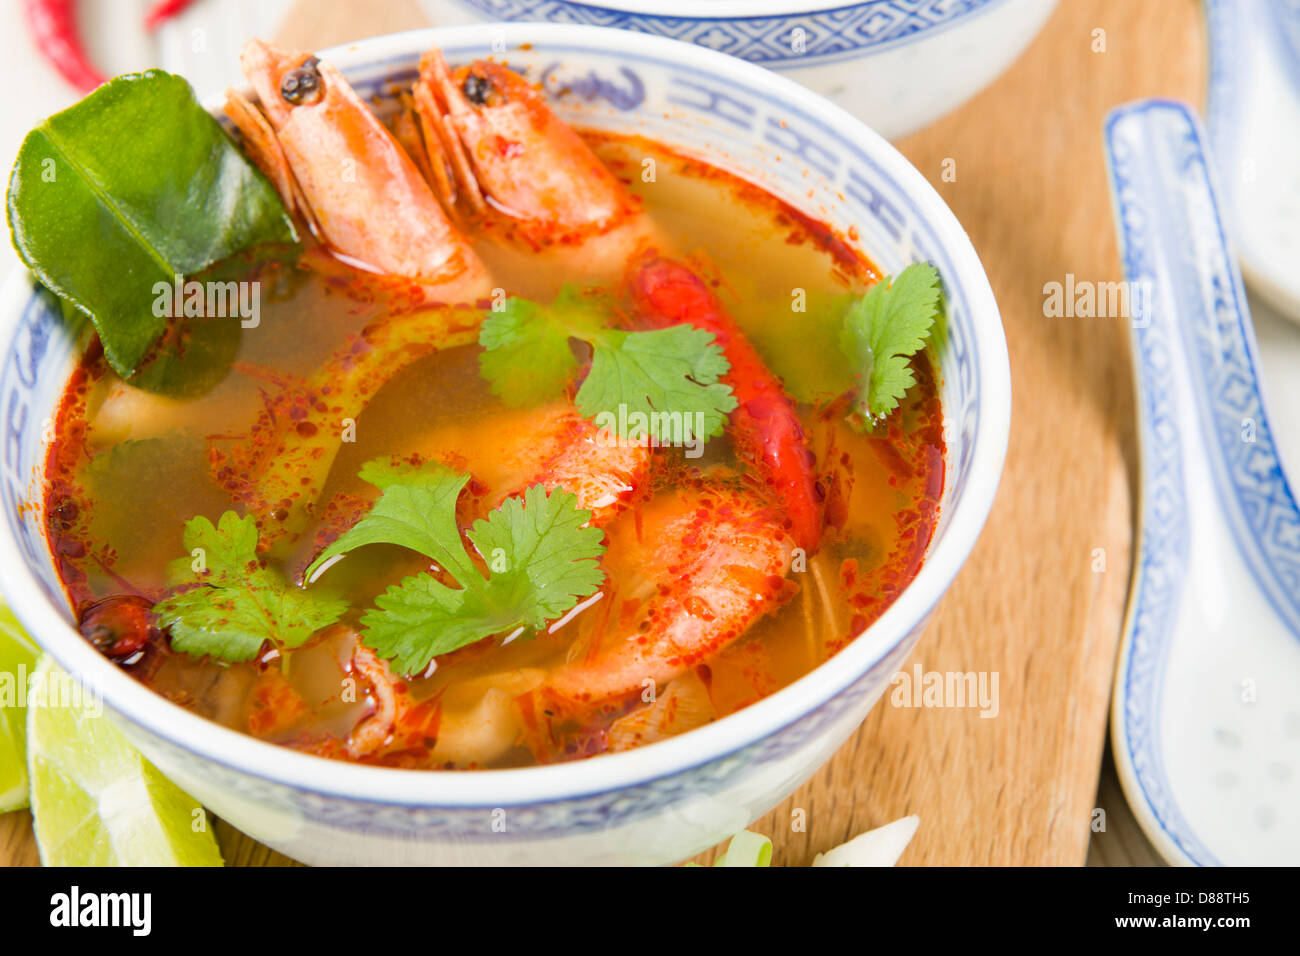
[1,0,1203,867]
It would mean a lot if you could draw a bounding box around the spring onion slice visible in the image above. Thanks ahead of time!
[713,830,773,867]
[812,815,920,867]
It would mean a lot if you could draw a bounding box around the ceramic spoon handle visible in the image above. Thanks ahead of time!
[1106,99,1300,634]
[1103,99,1300,865]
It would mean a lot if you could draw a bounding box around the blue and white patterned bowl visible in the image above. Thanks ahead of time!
[429,0,1059,139]
[0,24,1009,865]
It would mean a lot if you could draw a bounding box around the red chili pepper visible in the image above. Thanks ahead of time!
[24,0,105,93]
[628,256,824,553]
[144,0,198,31]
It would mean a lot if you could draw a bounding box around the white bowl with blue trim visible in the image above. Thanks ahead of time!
[428,0,1059,139]
[0,23,1009,865]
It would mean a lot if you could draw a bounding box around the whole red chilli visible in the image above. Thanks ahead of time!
[24,0,106,93]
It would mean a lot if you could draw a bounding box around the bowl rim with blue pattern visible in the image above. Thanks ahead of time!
[0,22,1009,810]
[447,0,1019,66]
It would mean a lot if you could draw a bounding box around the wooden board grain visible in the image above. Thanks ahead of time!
[1,0,1203,867]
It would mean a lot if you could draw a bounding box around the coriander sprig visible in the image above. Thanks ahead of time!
[153,511,346,662]
[478,285,737,441]
[304,460,606,675]
[839,262,943,423]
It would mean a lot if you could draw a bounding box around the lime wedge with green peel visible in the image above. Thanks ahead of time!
[0,604,40,812]
[26,656,224,866]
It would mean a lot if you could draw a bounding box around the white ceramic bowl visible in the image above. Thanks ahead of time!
[0,23,1009,865]
[428,0,1059,139]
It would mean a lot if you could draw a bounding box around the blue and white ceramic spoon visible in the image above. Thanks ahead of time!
[1104,99,1300,865]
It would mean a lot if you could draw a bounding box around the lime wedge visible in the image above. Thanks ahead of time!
[26,656,223,866]
[0,604,40,812]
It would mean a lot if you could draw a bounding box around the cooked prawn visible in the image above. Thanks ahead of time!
[410,49,663,276]
[414,53,636,242]
[227,40,491,303]
[544,480,795,705]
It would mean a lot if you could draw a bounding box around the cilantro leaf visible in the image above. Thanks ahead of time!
[466,483,608,622]
[304,460,606,675]
[576,325,736,439]
[839,263,942,421]
[305,463,481,585]
[154,511,346,662]
[478,285,737,440]
[360,574,518,676]
[478,287,603,407]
